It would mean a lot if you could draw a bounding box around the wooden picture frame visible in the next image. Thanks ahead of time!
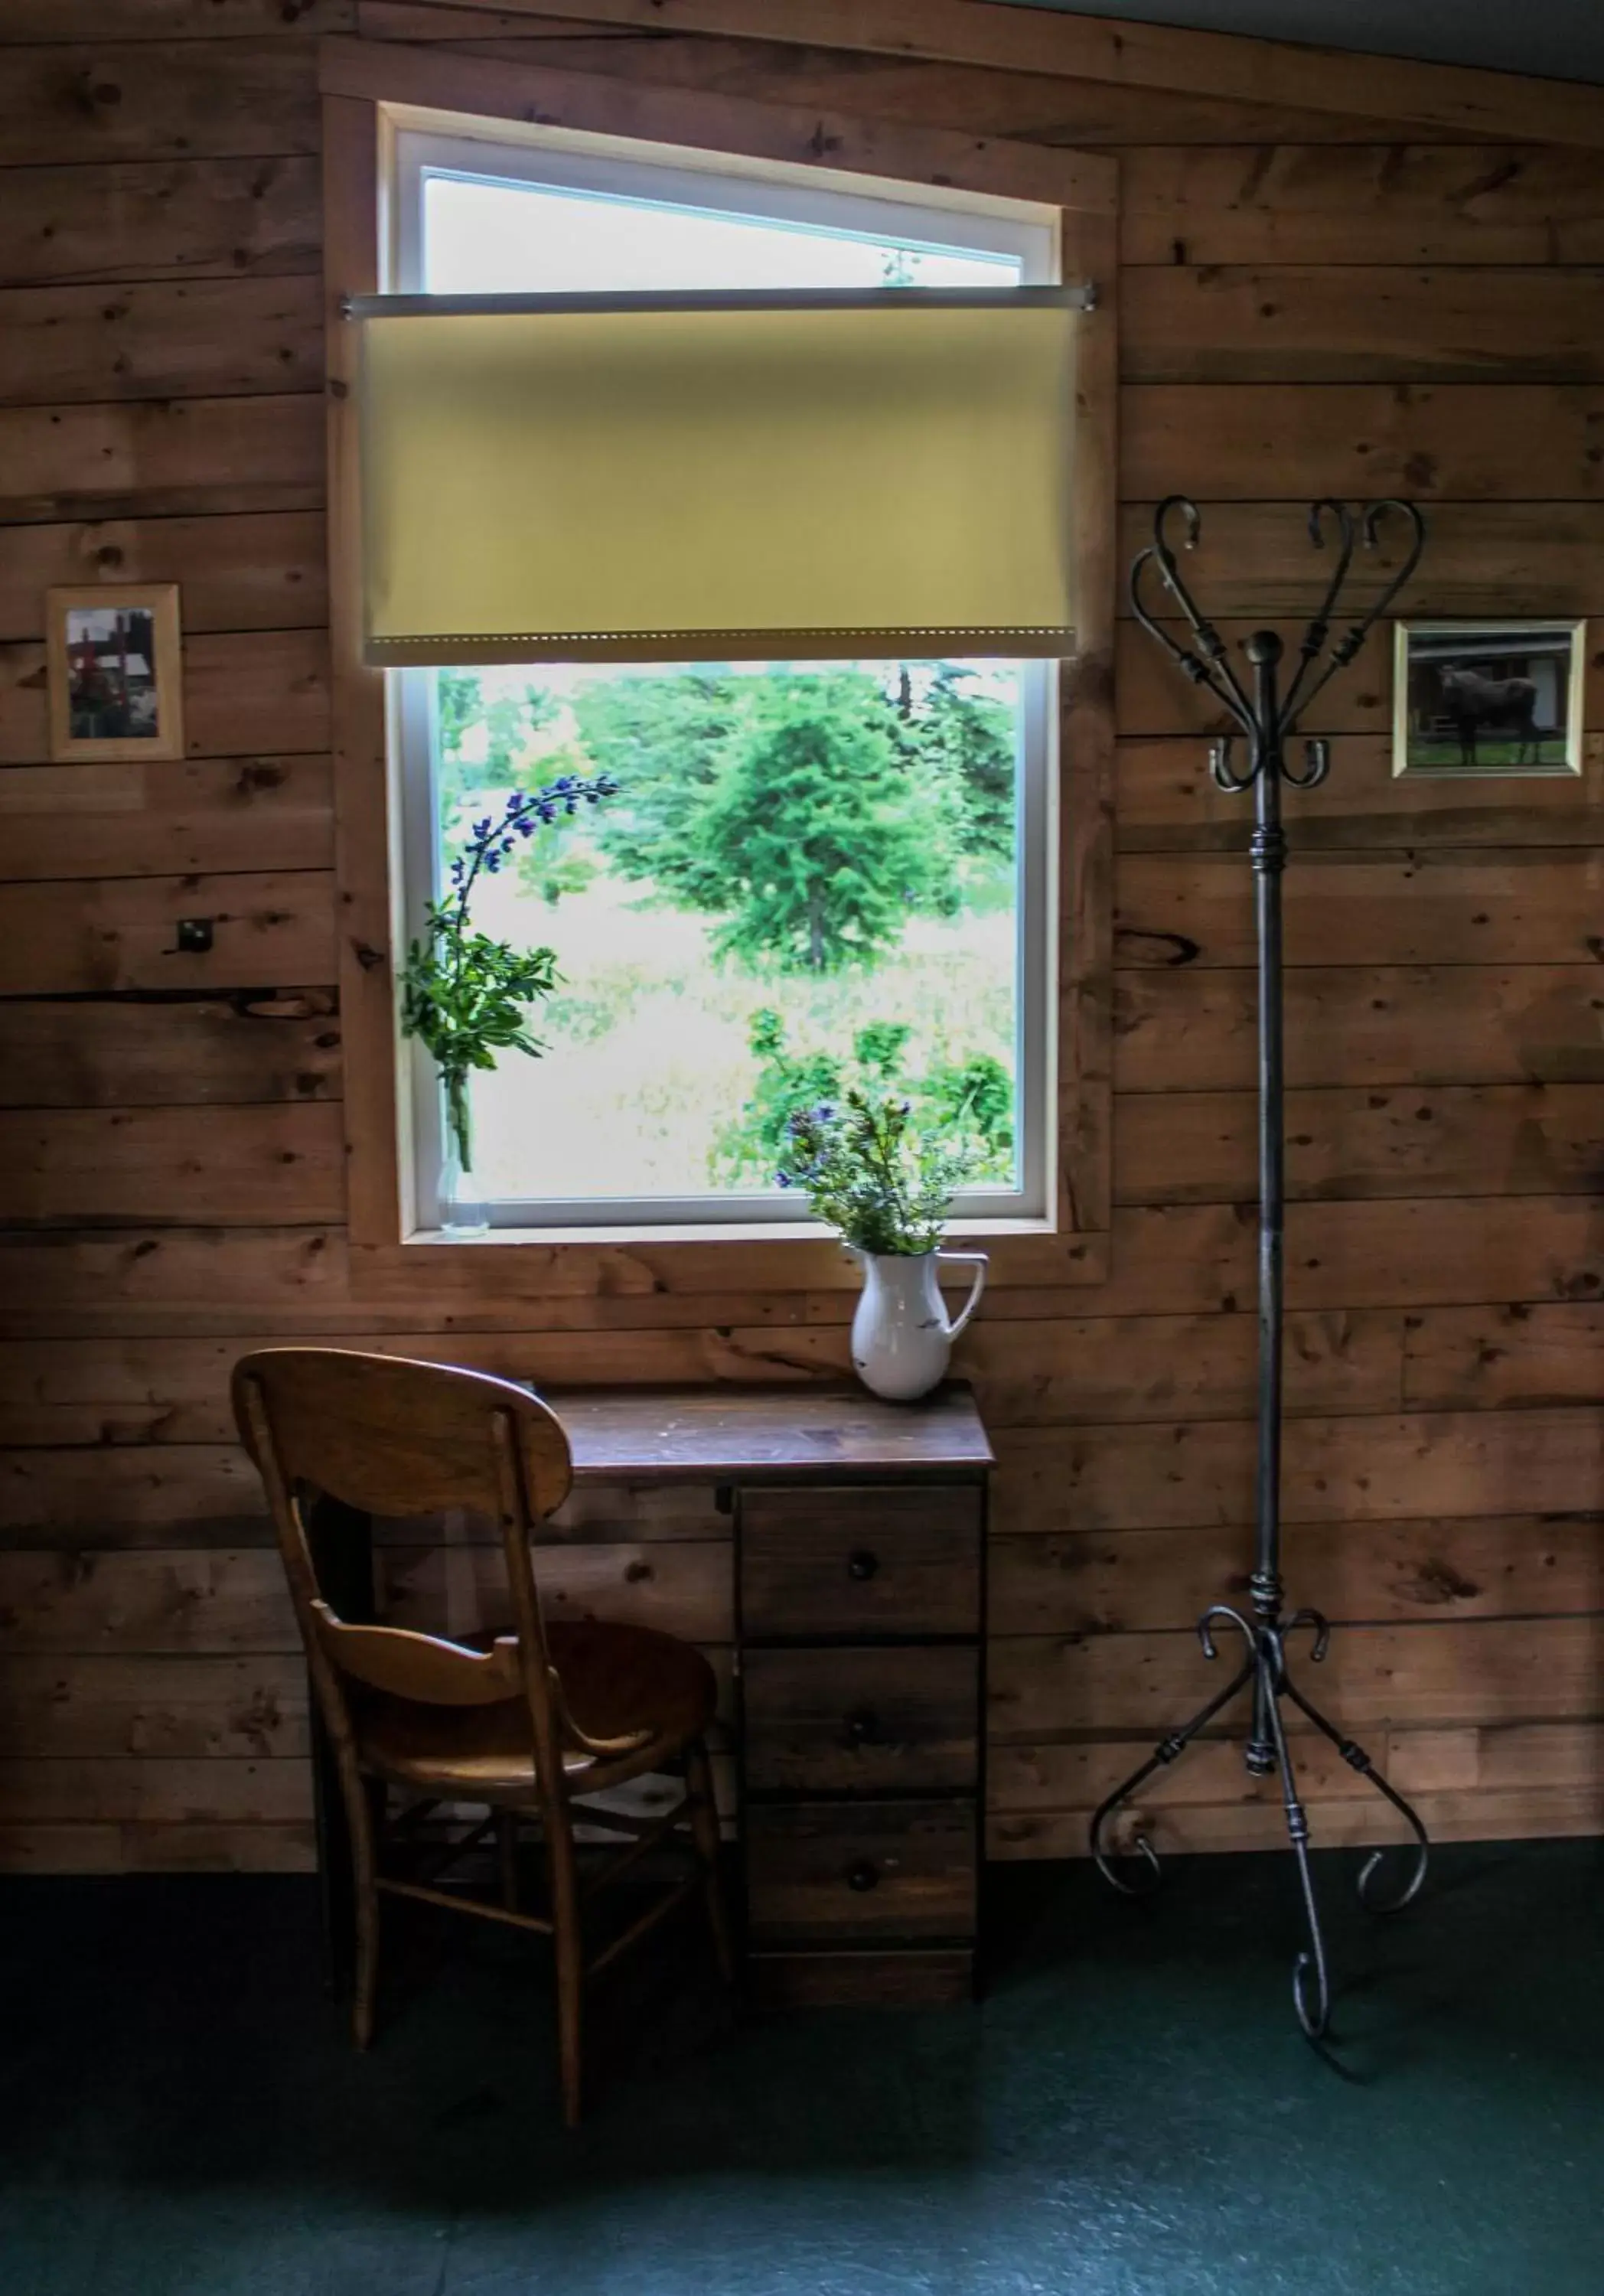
[46,583,185,764]
[1394,618,1587,779]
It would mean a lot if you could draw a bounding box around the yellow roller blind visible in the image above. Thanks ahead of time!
[355,293,1077,664]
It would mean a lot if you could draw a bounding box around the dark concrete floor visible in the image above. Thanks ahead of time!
[2,1840,1601,2296]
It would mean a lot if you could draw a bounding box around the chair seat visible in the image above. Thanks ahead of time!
[354,1619,718,1803]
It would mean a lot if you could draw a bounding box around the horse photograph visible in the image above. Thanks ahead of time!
[1396,620,1584,778]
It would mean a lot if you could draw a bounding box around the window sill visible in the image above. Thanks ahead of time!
[347,1222,1109,1303]
[400,1215,1061,1250]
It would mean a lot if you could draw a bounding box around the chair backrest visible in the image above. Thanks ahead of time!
[233,1347,572,1525]
[233,1349,575,1779]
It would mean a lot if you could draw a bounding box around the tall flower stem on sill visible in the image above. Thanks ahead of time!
[401,771,617,1235]
[443,1068,471,1175]
[441,1065,480,1234]
[439,1068,484,1241]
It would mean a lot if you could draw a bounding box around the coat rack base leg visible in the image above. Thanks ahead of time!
[1087,1597,1431,2040]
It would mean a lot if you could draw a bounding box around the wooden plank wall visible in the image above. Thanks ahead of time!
[2,0,1603,1874]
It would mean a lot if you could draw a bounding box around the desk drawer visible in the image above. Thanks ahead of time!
[739,1486,981,1640]
[745,1799,976,1941]
[744,1646,977,1795]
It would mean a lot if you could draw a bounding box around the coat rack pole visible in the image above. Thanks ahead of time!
[1088,499,1433,2040]
[1248,635,1286,1775]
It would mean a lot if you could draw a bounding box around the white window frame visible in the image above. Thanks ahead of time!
[387,120,1061,1238]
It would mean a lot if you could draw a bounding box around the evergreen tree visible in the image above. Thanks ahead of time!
[693,670,940,972]
[908,667,1016,863]
[574,672,742,905]
[576,668,947,971]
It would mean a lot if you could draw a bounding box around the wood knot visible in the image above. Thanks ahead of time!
[1398,1557,1481,1606]
[1113,928,1201,968]
[236,760,285,794]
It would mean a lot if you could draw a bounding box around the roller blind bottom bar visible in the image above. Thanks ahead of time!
[366,626,1077,665]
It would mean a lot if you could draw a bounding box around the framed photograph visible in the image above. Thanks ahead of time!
[1394,619,1585,778]
[46,584,184,763]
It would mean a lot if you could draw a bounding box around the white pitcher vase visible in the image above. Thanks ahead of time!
[848,1247,988,1403]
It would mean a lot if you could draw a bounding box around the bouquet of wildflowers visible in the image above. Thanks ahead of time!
[778,1090,973,1256]
[401,772,615,1173]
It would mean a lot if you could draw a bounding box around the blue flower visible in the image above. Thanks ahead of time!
[776,1170,793,1189]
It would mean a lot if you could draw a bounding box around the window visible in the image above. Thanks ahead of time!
[387,122,1060,1235]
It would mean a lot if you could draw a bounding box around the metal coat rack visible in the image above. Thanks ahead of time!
[1090,495,1431,2038]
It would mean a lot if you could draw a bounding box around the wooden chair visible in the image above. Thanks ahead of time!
[232,1346,733,2125]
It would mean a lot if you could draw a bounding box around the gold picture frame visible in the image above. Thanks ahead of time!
[47,583,184,763]
[1393,618,1586,778]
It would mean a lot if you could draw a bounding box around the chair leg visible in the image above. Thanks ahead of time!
[348,1769,382,2052]
[546,1815,585,2128]
[496,1810,520,1914]
[685,1738,736,1987]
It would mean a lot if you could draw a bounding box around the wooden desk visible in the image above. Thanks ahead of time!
[309,1382,993,2008]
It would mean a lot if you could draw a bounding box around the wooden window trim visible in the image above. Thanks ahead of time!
[321,34,1116,1301]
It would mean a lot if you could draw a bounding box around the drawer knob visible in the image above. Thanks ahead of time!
[846,1548,879,1582]
[844,1708,880,1747]
[846,1860,881,1893]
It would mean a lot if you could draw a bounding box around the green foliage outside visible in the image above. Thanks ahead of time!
[436,672,559,808]
[712,1007,846,1182]
[697,672,950,973]
[895,666,1017,866]
[571,673,742,907]
[576,666,1012,974]
[431,660,1022,1202]
[441,664,1016,959]
[921,1052,1014,1169]
[711,1009,1014,1190]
